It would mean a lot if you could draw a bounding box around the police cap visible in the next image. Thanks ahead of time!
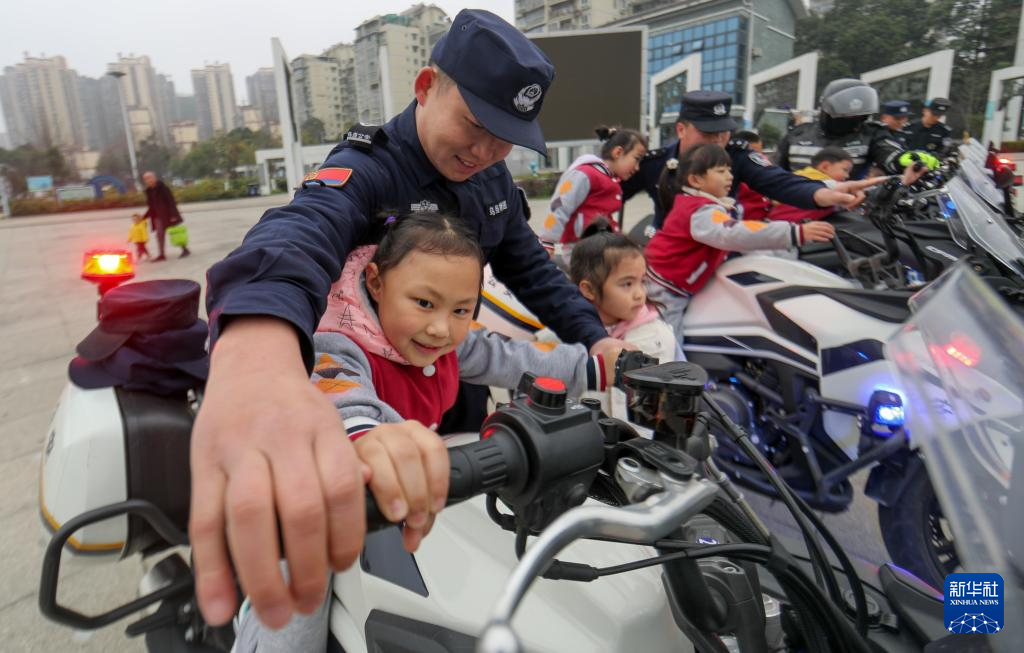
[431,9,554,155]
[881,100,911,117]
[925,97,950,114]
[677,90,738,132]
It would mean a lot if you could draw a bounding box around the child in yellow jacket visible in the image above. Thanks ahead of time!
[128,213,151,261]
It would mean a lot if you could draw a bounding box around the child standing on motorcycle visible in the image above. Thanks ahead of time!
[236,210,621,652]
[539,127,647,258]
[645,144,836,335]
[768,146,854,223]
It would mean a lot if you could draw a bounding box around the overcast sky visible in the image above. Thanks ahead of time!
[0,0,514,134]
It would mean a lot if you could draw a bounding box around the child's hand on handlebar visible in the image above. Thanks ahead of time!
[353,421,450,553]
[801,221,836,243]
[603,347,623,389]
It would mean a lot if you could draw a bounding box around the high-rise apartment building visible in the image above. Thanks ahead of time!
[77,74,123,152]
[514,0,630,33]
[245,67,279,126]
[107,55,172,146]
[290,54,348,142]
[353,4,450,124]
[0,55,86,149]
[323,42,358,133]
[192,63,240,140]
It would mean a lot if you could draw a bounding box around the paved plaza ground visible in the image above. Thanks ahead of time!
[0,194,885,651]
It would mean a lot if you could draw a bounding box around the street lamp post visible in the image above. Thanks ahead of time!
[107,70,140,192]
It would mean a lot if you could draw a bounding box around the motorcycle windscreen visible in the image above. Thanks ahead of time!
[946,177,1024,279]
[889,263,1024,651]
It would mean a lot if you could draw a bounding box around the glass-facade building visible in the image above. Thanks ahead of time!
[648,15,748,103]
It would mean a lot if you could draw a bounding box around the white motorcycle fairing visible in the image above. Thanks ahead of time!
[681,255,906,459]
[331,495,694,653]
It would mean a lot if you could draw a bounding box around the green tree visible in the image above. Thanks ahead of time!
[0,145,70,194]
[137,139,174,177]
[300,117,326,145]
[97,143,132,179]
[795,0,941,95]
[796,0,1023,137]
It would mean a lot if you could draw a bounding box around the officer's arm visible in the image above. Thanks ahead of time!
[870,126,906,174]
[732,147,823,210]
[489,191,608,349]
[206,148,385,370]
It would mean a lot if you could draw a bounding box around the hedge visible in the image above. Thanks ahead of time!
[10,178,261,217]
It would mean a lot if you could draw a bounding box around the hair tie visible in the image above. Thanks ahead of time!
[385,215,397,225]
[666,158,679,171]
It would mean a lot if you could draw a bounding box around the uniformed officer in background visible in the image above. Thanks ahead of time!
[904,97,954,156]
[879,100,912,147]
[190,9,628,631]
[621,90,873,231]
[775,79,913,180]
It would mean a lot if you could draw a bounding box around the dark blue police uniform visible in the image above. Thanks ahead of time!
[621,91,824,229]
[206,10,608,372]
[904,98,953,157]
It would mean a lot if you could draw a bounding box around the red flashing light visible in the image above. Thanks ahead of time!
[999,157,1015,169]
[82,249,135,284]
[930,332,981,368]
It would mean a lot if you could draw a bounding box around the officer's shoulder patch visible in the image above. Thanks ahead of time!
[302,167,353,189]
[344,123,388,152]
[749,151,772,167]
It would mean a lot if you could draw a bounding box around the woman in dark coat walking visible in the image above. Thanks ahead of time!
[143,171,190,260]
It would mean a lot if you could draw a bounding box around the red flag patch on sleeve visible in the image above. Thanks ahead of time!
[307,167,353,188]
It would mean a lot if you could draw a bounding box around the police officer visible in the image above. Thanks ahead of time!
[191,9,627,630]
[879,99,912,147]
[904,97,954,156]
[776,79,909,180]
[621,90,868,230]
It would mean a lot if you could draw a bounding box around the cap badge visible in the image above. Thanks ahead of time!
[712,103,727,116]
[850,98,863,111]
[514,83,543,113]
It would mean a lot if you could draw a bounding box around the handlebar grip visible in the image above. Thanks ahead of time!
[365,430,529,531]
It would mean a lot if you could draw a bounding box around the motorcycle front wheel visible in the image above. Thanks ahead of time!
[877,463,959,589]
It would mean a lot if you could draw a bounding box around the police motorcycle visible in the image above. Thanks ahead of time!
[799,141,1024,289]
[44,262,1024,653]
[473,152,1024,590]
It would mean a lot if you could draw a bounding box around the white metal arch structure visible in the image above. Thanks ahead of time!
[860,49,954,108]
[648,53,702,148]
[982,65,1024,148]
[744,51,818,130]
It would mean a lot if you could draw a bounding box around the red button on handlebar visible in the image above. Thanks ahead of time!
[535,377,566,392]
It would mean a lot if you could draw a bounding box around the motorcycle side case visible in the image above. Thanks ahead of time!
[331,495,696,653]
[40,382,129,554]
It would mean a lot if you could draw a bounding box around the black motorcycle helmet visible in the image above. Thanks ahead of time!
[818,79,879,138]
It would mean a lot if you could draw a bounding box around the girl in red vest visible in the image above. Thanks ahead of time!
[540,127,647,259]
[240,211,621,650]
[644,144,835,336]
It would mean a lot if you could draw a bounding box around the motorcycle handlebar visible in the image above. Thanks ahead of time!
[364,430,530,531]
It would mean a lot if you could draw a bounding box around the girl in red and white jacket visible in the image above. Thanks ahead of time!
[539,127,647,260]
[238,211,621,652]
[644,144,835,336]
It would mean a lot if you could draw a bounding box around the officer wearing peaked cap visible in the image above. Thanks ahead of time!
[622,90,868,230]
[196,8,629,632]
[905,97,954,156]
[880,100,913,148]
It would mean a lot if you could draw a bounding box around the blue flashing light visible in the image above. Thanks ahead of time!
[728,376,739,384]
[869,388,905,430]
[875,404,905,426]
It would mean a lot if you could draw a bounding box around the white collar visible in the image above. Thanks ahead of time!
[682,186,736,210]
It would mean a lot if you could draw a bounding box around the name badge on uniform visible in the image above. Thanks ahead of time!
[487,199,509,217]
[410,199,440,212]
